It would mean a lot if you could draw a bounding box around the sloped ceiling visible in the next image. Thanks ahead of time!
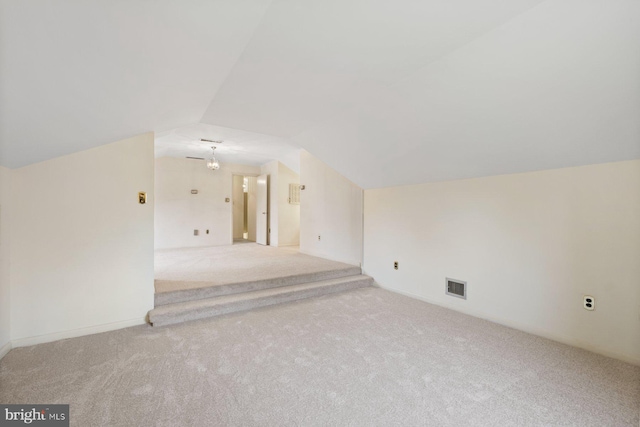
[155,123,301,172]
[0,0,272,167]
[1,0,639,189]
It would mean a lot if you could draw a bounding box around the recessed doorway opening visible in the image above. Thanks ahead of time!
[233,175,258,244]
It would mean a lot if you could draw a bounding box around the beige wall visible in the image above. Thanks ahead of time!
[278,162,300,246]
[364,159,640,364]
[154,157,260,249]
[10,133,155,345]
[0,166,11,356]
[300,150,363,266]
[260,161,301,247]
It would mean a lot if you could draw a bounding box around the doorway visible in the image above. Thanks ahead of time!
[232,175,259,244]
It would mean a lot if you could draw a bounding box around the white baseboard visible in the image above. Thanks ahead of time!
[0,341,12,360]
[376,283,640,367]
[11,318,148,348]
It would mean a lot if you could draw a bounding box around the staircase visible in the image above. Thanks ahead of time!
[148,266,372,327]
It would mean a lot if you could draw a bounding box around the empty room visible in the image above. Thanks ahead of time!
[0,1,639,426]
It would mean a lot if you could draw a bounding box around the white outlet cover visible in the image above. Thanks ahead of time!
[583,295,595,311]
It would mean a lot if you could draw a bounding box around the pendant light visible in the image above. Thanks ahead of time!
[206,146,220,170]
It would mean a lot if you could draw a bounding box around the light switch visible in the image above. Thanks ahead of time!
[138,192,147,204]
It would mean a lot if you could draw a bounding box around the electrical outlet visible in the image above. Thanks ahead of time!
[393,261,398,270]
[318,235,321,241]
[583,295,595,311]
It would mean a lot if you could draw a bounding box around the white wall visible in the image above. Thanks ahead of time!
[0,166,12,356]
[300,150,363,266]
[10,133,155,345]
[278,162,300,246]
[155,157,260,249]
[364,159,640,365]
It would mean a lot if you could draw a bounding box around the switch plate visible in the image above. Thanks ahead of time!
[138,192,147,204]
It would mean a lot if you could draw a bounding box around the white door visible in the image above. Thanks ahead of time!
[256,174,268,245]
[232,175,244,240]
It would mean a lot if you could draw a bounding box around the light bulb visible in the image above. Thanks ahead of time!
[206,146,220,170]
[206,158,220,170]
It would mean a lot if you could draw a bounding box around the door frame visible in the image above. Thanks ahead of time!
[231,173,260,245]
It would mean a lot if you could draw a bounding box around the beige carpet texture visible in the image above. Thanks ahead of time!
[154,245,360,294]
[2,287,638,426]
[149,244,371,326]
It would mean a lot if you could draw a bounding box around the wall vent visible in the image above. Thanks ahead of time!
[446,278,466,299]
[288,183,301,204]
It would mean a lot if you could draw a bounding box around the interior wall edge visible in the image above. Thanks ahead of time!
[10,317,147,349]
[0,341,11,361]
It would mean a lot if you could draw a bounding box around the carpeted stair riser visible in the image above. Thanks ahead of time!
[149,275,372,327]
[154,265,362,306]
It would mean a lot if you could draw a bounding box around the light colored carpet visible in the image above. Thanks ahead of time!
[154,244,359,294]
[149,275,373,326]
[2,287,639,426]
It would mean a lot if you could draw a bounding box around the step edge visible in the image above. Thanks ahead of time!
[154,266,363,306]
[151,275,373,316]
[149,278,371,325]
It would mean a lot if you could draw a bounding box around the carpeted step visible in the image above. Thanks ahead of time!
[149,274,373,327]
[154,265,362,306]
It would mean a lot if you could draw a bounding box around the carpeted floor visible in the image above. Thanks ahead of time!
[154,244,358,293]
[1,287,638,426]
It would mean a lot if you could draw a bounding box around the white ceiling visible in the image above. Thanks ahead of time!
[1,0,639,189]
[0,0,271,167]
[155,123,301,172]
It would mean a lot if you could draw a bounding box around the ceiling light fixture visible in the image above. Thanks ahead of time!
[206,146,220,170]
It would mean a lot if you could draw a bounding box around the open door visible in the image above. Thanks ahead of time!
[232,175,244,240]
[256,174,268,245]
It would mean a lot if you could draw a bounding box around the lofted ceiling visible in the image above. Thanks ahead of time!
[155,123,301,172]
[0,0,272,167]
[1,0,639,189]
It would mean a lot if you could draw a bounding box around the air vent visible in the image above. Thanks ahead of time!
[201,138,223,144]
[446,278,466,299]
[186,156,205,160]
[288,183,301,204]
